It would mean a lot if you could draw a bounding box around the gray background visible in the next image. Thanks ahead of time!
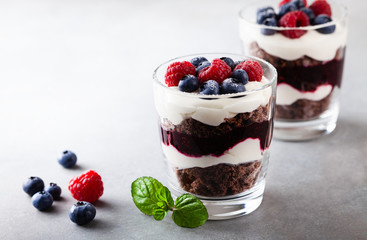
[0,0,366,239]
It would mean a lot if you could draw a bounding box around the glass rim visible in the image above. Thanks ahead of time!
[152,53,277,100]
[238,0,348,31]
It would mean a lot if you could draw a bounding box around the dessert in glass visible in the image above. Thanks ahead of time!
[153,53,277,219]
[239,0,347,140]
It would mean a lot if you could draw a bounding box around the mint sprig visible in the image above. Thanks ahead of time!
[131,176,208,228]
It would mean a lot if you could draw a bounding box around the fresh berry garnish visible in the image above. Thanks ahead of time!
[309,0,332,17]
[221,78,246,94]
[291,0,306,9]
[45,183,62,200]
[256,6,276,24]
[32,191,53,211]
[313,14,335,34]
[279,0,307,8]
[300,7,316,23]
[190,57,208,68]
[58,150,77,168]
[279,11,310,39]
[178,75,199,93]
[199,80,220,95]
[261,18,277,35]
[231,69,249,85]
[68,170,104,203]
[165,61,196,87]
[69,201,96,225]
[234,60,263,82]
[195,61,211,74]
[198,59,231,84]
[279,2,297,18]
[23,176,44,197]
[220,57,236,70]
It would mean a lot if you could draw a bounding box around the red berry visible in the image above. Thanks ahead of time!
[279,0,307,8]
[68,170,104,203]
[309,0,332,17]
[198,59,231,84]
[279,11,310,39]
[164,61,196,87]
[234,61,263,82]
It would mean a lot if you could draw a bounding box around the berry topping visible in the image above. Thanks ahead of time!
[190,57,208,68]
[300,7,316,23]
[58,150,77,168]
[309,0,332,17]
[198,59,232,84]
[279,0,307,8]
[69,201,96,225]
[313,14,335,34]
[178,75,199,93]
[23,176,44,197]
[279,10,310,39]
[32,191,53,211]
[234,60,263,82]
[256,6,276,24]
[221,78,246,94]
[220,57,236,70]
[165,61,196,87]
[279,2,297,17]
[195,60,211,74]
[231,69,249,85]
[45,183,62,200]
[199,80,220,95]
[68,170,104,203]
[261,18,277,35]
[291,0,306,9]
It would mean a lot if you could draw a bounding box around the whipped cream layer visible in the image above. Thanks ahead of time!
[162,138,263,169]
[239,21,347,61]
[154,77,272,126]
[277,83,333,105]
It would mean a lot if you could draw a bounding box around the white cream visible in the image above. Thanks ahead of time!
[154,77,272,126]
[276,83,333,105]
[162,138,263,169]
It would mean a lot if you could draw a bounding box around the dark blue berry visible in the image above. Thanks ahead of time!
[261,17,277,35]
[257,6,276,24]
[195,61,210,74]
[190,57,208,68]
[300,8,315,23]
[69,201,96,225]
[221,78,246,94]
[199,80,220,95]
[291,0,305,9]
[220,57,235,70]
[279,3,297,18]
[313,15,335,34]
[32,191,53,211]
[45,183,62,200]
[231,69,249,85]
[233,60,244,69]
[23,176,44,196]
[178,75,199,93]
[58,150,77,168]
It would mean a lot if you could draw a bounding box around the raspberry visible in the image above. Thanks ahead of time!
[234,61,263,82]
[68,170,104,203]
[279,11,310,39]
[164,61,196,87]
[309,0,332,17]
[198,58,231,84]
[278,0,307,8]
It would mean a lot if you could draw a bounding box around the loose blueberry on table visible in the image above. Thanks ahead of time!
[69,201,96,225]
[58,150,77,168]
[23,176,45,197]
[45,182,62,200]
[32,191,54,211]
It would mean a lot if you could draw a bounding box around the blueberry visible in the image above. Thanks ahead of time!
[220,57,235,70]
[199,80,220,95]
[190,57,208,68]
[221,78,246,94]
[231,69,249,85]
[257,6,276,24]
[300,8,315,23]
[195,60,211,74]
[58,150,77,168]
[69,201,96,225]
[32,191,53,211]
[313,15,336,34]
[23,176,44,196]
[45,183,62,200]
[279,3,297,17]
[291,0,305,9]
[178,75,199,93]
[233,60,244,69]
[261,17,277,35]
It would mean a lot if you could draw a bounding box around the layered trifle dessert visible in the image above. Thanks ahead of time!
[239,0,347,122]
[153,54,276,204]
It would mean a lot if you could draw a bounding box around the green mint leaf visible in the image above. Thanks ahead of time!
[155,186,174,210]
[153,208,168,221]
[172,194,208,228]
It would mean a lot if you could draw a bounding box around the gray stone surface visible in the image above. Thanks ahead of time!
[0,0,366,239]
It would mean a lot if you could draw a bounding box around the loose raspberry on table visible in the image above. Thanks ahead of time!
[198,58,231,84]
[165,61,196,87]
[278,0,307,8]
[234,61,263,82]
[68,170,104,203]
[279,10,310,39]
[309,0,332,17]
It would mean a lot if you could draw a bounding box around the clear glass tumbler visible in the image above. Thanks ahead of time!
[153,53,277,219]
[239,0,348,140]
